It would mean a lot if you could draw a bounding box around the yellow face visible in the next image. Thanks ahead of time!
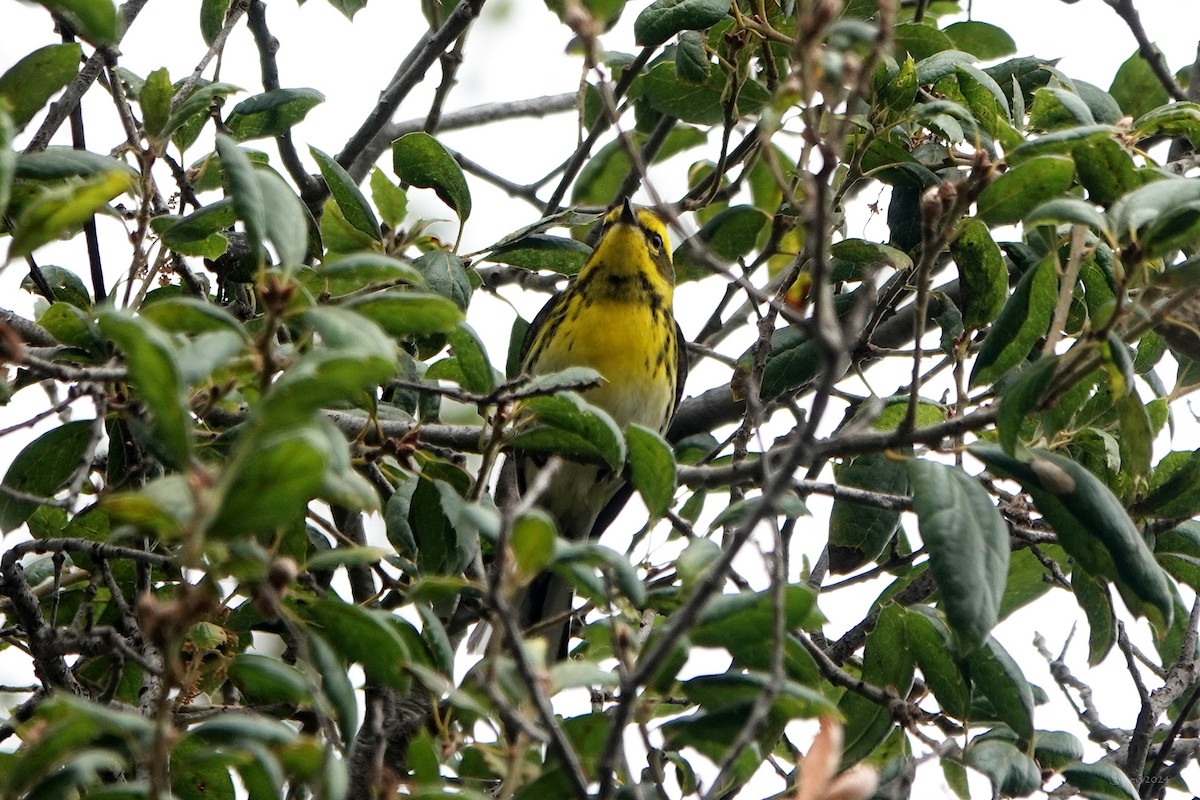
[579,201,675,294]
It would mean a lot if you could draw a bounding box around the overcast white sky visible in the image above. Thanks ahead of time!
[2,0,1199,795]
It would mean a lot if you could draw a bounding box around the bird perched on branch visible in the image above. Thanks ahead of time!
[511,198,687,659]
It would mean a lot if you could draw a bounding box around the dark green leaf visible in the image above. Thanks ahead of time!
[1109,50,1170,120]
[1072,569,1115,665]
[487,234,592,275]
[634,0,730,46]
[1061,760,1139,800]
[229,654,311,705]
[300,597,410,691]
[997,356,1057,453]
[1109,177,1200,257]
[0,44,81,130]
[226,88,324,140]
[893,22,955,62]
[626,423,676,517]
[1005,125,1115,164]
[902,607,970,718]
[965,738,1041,797]
[140,67,172,140]
[908,459,1009,655]
[970,255,1057,387]
[976,154,1075,225]
[969,636,1035,741]
[943,21,1016,60]
[392,132,471,223]
[200,0,233,45]
[828,451,907,573]
[672,205,769,281]
[675,30,711,84]
[415,249,472,311]
[511,393,625,469]
[971,443,1174,630]
[839,603,914,766]
[140,297,247,337]
[950,219,1007,329]
[310,146,379,241]
[0,421,93,532]
[20,264,91,308]
[641,62,770,125]
[1024,198,1113,239]
[446,322,496,394]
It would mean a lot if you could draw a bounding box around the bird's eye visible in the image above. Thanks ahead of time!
[647,232,663,251]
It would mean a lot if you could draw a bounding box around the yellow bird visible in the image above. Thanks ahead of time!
[514,198,687,658]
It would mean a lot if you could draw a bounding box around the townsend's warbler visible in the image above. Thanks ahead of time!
[514,199,687,658]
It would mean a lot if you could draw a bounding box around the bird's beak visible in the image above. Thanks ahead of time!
[620,198,637,224]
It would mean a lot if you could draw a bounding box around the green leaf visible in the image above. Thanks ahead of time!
[216,135,266,267]
[415,249,472,311]
[943,21,1016,60]
[1005,124,1115,165]
[827,451,907,573]
[672,205,769,281]
[512,509,557,578]
[970,255,1057,387]
[893,23,956,63]
[675,30,711,84]
[1061,760,1139,800]
[9,169,133,259]
[0,110,15,221]
[902,607,970,718]
[997,356,1057,453]
[1024,198,1114,240]
[229,654,312,705]
[971,443,1174,630]
[1137,453,1200,519]
[446,322,496,394]
[305,253,422,297]
[1034,731,1084,771]
[633,0,730,46]
[1109,177,1200,257]
[691,586,822,681]
[975,154,1075,226]
[1072,568,1115,665]
[369,167,408,228]
[310,146,379,241]
[392,132,471,223]
[1109,49,1170,120]
[200,0,233,45]
[0,421,94,532]
[161,82,240,144]
[487,234,593,275]
[839,603,914,766]
[20,264,91,308]
[344,291,463,336]
[35,0,119,45]
[965,738,1041,797]
[299,597,410,691]
[255,167,309,274]
[511,393,625,470]
[950,218,1007,329]
[226,88,324,140]
[908,458,1009,655]
[98,311,192,467]
[0,44,81,131]
[140,67,172,140]
[626,423,676,517]
[968,636,1035,741]
[641,62,770,125]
